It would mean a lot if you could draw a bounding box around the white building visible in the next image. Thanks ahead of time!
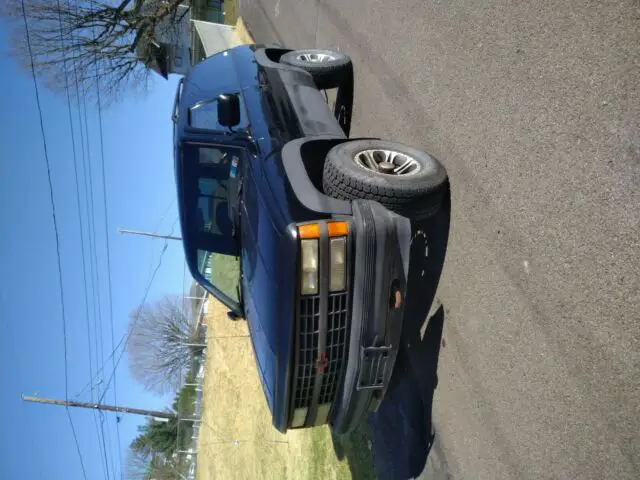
[138,2,238,78]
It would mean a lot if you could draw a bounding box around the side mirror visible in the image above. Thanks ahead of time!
[217,93,241,128]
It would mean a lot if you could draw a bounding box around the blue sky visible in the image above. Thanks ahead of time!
[0,25,189,479]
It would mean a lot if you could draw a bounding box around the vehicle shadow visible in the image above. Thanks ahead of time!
[367,183,451,479]
[330,421,377,480]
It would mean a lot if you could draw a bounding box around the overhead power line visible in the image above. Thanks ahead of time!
[66,409,89,480]
[21,1,87,478]
[94,30,122,478]
[99,412,112,480]
[64,0,97,411]
[98,231,174,404]
[153,199,176,234]
[64,4,95,406]
[21,0,69,398]
[80,216,178,404]
[66,1,111,475]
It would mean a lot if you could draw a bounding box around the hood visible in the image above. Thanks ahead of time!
[241,174,298,432]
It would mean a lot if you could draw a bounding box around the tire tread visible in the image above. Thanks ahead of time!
[279,49,351,89]
[322,140,447,217]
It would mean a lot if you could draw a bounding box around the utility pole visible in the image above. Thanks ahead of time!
[118,227,182,241]
[22,395,176,420]
[181,342,207,348]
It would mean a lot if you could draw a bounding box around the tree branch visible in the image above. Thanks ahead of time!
[2,0,186,103]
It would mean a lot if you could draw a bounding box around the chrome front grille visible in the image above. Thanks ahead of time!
[290,222,352,428]
[319,292,349,404]
[293,296,320,409]
[292,291,349,412]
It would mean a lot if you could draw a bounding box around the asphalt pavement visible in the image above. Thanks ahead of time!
[238,1,640,478]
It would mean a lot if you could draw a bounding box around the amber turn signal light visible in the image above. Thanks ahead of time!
[327,221,349,237]
[298,223,321,239]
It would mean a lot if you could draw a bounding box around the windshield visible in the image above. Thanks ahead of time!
[182,143,243,306]
[189,96,249,132]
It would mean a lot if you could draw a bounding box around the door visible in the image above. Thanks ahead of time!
[184,143,245,311]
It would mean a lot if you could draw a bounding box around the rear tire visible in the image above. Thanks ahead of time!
[322,140,448,218]
[279,49,351,89]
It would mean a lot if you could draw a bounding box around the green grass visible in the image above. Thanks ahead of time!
[303,423,375,479]
[329,422,376,479]
[310,428,338,478]
[223,0,237,25]
[210,254,240,302]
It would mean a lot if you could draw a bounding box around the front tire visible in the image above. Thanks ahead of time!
[279,49,351,89]
[322,140,448,217]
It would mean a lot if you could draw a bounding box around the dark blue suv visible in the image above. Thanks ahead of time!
[173,45,448,434]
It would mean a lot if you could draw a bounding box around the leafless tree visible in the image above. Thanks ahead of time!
[2,0,188,102]
[126,447,184,480]
[126,294,204,394]
[125,446,150,480]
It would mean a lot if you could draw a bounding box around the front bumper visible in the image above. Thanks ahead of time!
[330,200,412,434]
[286,201,411,433]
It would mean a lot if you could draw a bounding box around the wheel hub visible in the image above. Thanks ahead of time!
[297,52,336,63]
[378,162,396,173]
[353,149,422,176]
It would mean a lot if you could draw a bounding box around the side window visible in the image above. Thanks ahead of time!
[196,177,229,235]
[185,144,244,307]
[189,96,249,131]
[198,147,231,166]
[197,249,213,282]
[197,249,240,303]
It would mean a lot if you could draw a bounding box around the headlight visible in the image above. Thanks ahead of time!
[329,237,346,292]
[290,407,308,428]
[300,239,319,295]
